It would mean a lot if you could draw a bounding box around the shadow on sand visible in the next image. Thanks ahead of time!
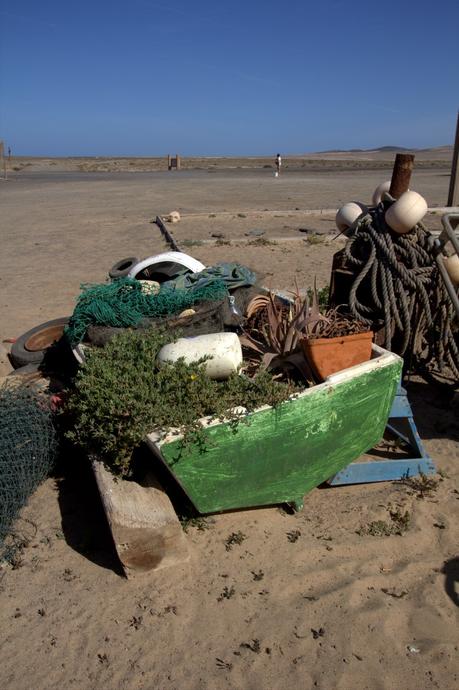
[55,446,125,577]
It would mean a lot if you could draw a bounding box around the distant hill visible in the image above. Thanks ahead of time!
[316,145,451,154]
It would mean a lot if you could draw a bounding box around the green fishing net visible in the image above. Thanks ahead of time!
[65,277,228,345]
[0,382,57,562]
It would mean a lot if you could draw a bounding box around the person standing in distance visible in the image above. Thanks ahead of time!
[275,153,282,177]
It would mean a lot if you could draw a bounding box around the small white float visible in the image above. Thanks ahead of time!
[385,191,428,234]
[372,181,391,205]
[335,202,367,233]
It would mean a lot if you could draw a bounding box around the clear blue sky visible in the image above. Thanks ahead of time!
[1,0,458,156]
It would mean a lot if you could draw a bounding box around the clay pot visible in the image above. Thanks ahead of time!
[301,331,373,381]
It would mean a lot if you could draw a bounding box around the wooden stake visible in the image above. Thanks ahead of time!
[389,153,415,198]
[92,458,189,577]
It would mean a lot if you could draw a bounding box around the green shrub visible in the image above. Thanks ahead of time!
[65,327,296,476]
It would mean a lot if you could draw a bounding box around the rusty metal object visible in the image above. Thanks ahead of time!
[25,324,65,352]
[154,215,181,252]
[389,153,415,199]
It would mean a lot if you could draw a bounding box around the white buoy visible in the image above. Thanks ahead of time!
[385,191,428,234]
[372,180,391,205]
[443,253,459,286]
[157,333,243,380]
[335,202,367,233]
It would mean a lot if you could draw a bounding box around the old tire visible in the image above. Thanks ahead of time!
[10,317,69,369]
[109,257,139,279]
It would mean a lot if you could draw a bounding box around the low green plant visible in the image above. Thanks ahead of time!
[225,531,246,550]
[65,327,296,477]
[181,239,204,247]
[247,238,277,247]
[307,285,329,310]
[305,234,324,245]
[358,507,411,537]
[399,471,439,499]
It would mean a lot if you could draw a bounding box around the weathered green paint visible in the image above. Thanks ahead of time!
[149,354,402,514]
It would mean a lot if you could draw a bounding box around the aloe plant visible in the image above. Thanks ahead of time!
[240,287,328,380]
[240,283,369,382]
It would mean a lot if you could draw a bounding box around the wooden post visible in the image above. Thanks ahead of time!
[0,141,6,180]
[447,111,459,207]
[389,153,415,198]
[176,154,181,170]
[167,154,171,171]
[92,458,189,577]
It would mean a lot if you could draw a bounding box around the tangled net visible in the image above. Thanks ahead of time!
[344,202,459,378]
[0,382,57,561]
[65,277,228,345]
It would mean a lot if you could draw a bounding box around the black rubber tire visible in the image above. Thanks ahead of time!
[10,317,69,369]
[109,257,139,279]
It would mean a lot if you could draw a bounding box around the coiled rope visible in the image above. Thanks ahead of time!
[344,201,459,378]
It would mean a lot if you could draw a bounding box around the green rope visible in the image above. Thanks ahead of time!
[65,278,228,345]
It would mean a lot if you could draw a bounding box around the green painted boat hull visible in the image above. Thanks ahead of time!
[147,346,402,514]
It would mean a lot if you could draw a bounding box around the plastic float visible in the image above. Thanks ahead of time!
[335,202,367,233]
[157,332,242,380]
[385,191,428,234]
[372,180,391,205]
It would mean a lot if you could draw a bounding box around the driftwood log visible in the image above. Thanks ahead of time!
[91,458,189,577]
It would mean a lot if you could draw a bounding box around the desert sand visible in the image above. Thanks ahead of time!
[0,155,458,690]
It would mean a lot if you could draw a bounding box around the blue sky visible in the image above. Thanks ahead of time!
[1,0,458,156]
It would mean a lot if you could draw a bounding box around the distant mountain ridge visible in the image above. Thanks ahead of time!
[316,145,452,154]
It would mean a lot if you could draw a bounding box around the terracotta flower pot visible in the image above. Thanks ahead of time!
[301,331,373,381]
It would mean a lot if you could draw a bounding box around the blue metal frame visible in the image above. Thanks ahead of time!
[328,383,436,486]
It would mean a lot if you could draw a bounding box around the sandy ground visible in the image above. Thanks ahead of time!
[0,160,458,690]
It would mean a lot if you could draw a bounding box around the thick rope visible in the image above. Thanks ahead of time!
[344,201,458,378]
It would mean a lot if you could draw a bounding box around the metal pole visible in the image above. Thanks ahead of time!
[447,111,459,207]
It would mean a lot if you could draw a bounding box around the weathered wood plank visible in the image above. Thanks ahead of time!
[91,458,189,577]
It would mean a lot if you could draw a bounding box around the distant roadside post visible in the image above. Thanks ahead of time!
[0,141,7,180]
[167,154,181,171]
[447,111,459,207]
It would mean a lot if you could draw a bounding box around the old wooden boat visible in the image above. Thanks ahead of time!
[146,345,402,514]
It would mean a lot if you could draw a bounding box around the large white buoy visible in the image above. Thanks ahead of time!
[443,253,459,286]
[157,332,242,380]
[335,202,367,233]
[372,180,391,205]
[385,191,428,234]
